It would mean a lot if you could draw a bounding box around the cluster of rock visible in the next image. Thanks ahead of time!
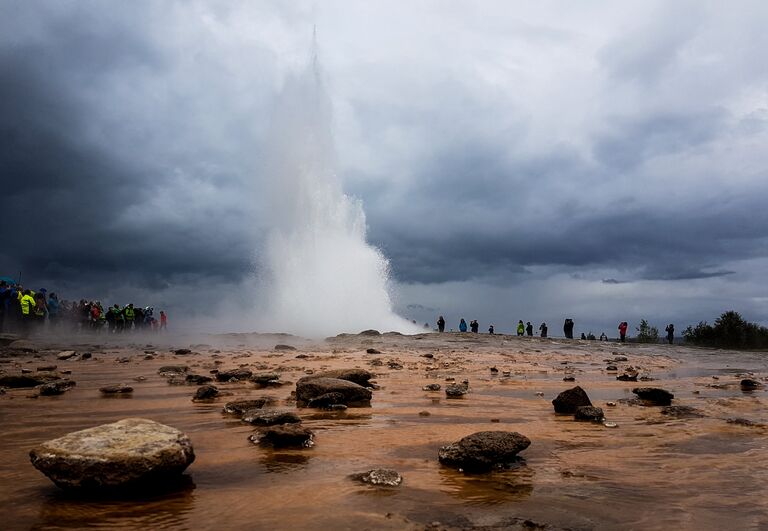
[552,386,604,422]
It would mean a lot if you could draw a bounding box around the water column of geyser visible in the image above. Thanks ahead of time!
[256,47,417,337]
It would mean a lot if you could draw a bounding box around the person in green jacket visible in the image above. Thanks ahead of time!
[19,290,36,337]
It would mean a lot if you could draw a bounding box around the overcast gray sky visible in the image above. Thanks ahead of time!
[2,1,767,335]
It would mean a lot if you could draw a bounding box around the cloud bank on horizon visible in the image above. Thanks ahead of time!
[1,1,767,334]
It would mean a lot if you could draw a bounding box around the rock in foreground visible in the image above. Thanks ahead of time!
[250,424,314,448]
[29,418,195,489]
[438,431,531,472]
[552,386,592,413]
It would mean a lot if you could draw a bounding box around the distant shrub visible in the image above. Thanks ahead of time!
[683,311,768,350]
[636,319,659,343]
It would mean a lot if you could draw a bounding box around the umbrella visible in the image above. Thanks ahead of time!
[0,276,17,285]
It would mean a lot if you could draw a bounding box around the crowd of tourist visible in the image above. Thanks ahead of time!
[0,280,167,337]
[434,315,676,344]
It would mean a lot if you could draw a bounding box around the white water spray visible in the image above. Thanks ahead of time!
[256,42,417,337]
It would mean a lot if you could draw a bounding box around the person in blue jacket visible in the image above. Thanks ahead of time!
[459,318,468,332]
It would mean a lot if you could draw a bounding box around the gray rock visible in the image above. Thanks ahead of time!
[249,424,314,448]
[296,377,372,407]
[174,349,192,355]
[100,384,133,395]
[215,368,253,382]
[574,406,604,421]
[632,387,674,405]
[39,379,77,396]
[242,409,301,426]
[274,344,296,351]
[726,417,765,427]
[192,385,219,401]
[438,431,531,472]
[605,365,618,371]
[366,348,381,354]
[359,329,381,336]
[352,468,402,486]
[617,371,638,381]
[552,386,592,413]
[57,351,77,361]
[445,383,468,398]
[422,383,441,391]
[30,419,194,490]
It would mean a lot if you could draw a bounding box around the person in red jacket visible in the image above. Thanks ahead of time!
[618,321,628,342]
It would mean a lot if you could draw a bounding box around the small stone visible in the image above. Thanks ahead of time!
[418,411,431,417]
[422,383,441,391]
[574,406,604,421]
[174,349,192,355]
[242,410,301,426]
[57,351,77,361]
[563,376,575,382]
[37,365,57,372]
[215,369,253,382]
[223,398,274,415]
[39,379,76,396]
[366,348,381,354]
[250,424,314,448]
[250,373,280,385]
[352,468,402,487]
[606,401,617,407]
[660,405,704,418]
[185,374,213,385]
[603,421,618,428]
[192,385,219,401]
[606,365,618,371]
[617,371,638,381]
[100,384,133,395]
[740,379,764,390]
[489,367,498,373]
[158,365,188,376]
[632,387,674,406]
[445,383,468,398]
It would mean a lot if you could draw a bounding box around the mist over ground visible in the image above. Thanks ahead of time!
[2,1,767,336]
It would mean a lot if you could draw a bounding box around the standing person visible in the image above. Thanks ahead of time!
[437,315,445,333]
[665,324,674,345]
[470,319,479,333]
[47,293,59,330]
[19,289,36,337]
[563,318,574,339]
[33,291,47,331]
[459,318,468,332]
[488,324,495,334]
[525,322,533,336]
[160,310,167,331]
[618,321,628,342]
[124,304,136,331]
[516,320,525,336]
[539,322,548,338]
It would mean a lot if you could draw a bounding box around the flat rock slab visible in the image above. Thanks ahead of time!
[439,431,531,472]
[216,369,253,382]
[296,377,372,407]
[29,418,195,489]
[39,379,77,396]
[100,384,134,395]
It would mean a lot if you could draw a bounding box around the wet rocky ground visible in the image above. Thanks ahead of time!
[0,331,766,530]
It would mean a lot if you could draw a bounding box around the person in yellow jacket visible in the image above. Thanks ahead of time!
[516,320,525,336]
[19,289,36,336]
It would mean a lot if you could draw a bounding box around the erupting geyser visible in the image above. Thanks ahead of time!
[256,44,416,337]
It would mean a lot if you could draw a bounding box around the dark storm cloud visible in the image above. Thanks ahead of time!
[0,3,257,298]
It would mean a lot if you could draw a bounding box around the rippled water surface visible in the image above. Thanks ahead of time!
[1,334,767,530]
